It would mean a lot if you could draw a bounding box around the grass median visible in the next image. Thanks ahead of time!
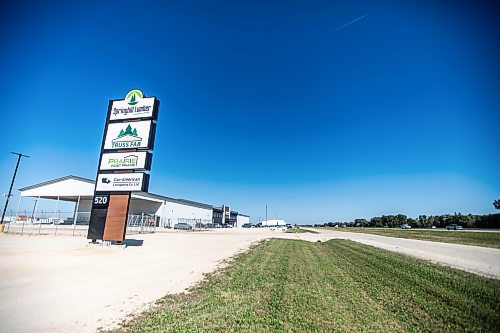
[285,227,318,234]
[322,228,500,248]
[109,239,500,333]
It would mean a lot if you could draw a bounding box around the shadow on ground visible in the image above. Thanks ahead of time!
[124,239,144,247]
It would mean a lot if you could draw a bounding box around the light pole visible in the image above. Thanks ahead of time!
[1,152,30,224]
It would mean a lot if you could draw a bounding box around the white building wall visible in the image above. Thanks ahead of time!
[236,215,250,227]
[160,201,213,228]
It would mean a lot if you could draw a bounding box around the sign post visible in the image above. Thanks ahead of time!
[87,89,160,244]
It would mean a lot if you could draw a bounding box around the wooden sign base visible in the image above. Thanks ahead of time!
[103,193,130,242]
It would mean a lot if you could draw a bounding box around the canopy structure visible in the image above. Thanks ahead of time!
[20,175,95,203]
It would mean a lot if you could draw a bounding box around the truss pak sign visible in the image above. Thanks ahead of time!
[100,152,151,171]
[109,89,158,121]
[103,120,154,150]
[96,173,149,192]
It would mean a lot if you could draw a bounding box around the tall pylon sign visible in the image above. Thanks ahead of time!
[87,89,160,243]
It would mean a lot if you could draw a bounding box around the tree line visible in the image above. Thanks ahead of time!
[319,213,500,229]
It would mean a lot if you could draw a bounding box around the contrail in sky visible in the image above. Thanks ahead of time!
[324,13,368,36]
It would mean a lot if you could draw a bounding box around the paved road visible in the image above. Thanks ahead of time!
[296,229,500,279]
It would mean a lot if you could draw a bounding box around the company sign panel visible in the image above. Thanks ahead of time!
[96,173,148,192]
[110,95,157,121]
[103,120,153,150]
[100,152,151,171]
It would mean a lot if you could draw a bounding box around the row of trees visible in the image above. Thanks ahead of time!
[320,213,500,229]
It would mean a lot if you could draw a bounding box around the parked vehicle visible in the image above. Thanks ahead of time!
[400,224,412,229]
[446,224,463,230]
[174,223,192,230]
[242,223,253,228]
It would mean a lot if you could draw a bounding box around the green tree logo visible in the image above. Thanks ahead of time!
[126,89,143,105]
[117,124,139,138]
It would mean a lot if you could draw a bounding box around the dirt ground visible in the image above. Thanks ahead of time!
[0,228,499,333]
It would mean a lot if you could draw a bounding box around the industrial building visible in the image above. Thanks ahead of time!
[15,175,249,230]
[212,206,250,228]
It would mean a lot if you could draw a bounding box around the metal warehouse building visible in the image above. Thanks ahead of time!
[13,175,249,232]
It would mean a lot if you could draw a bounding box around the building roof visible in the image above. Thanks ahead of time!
[19,175,94,192]
[134,192,213,209]
[172,198,213,210]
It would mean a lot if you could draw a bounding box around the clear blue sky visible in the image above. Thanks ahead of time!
[1,0,499,223]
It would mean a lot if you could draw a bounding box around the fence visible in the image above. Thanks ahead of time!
[160,218,214,231]
[126,214,157,234]
[1,210,158,236]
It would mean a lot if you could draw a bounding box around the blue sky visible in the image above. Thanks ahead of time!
[1,0,499,223]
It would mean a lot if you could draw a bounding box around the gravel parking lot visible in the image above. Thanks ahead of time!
[0,230,272,333]
[1,228,499,333]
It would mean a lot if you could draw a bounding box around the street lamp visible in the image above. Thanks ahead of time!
[1,152,30,224]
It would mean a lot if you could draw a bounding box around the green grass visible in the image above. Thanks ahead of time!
[323,228,500,248]
[285,227,318,234]
[109,239,500,333]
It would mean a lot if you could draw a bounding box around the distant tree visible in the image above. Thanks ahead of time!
[417,215,428,228]
[354,218,368,227]
[494,200,500,210]
[371,216,383,227]
[395,214,408,226]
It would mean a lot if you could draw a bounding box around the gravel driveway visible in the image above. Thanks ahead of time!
[293,228,500,279]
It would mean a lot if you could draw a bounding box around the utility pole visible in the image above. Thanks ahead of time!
[265,205,268,222]
[1,152,30,224]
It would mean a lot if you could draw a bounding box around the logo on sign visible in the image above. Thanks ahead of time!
[111,124,142,148]
[110,89,156,120]
[126,90,143,105]
[96,173,146,192]
[107,154,138,168]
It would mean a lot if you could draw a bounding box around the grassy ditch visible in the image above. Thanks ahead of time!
[109,239,500,333]
[285,227,318,234]
[325,228,500,248]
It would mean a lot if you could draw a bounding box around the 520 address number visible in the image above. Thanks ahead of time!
[93,195,109,207]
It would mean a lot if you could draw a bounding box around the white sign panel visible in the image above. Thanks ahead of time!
[110,97,156,121]
[96,173,145,192]
[104,120,152,150]
[100,152,149,170]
